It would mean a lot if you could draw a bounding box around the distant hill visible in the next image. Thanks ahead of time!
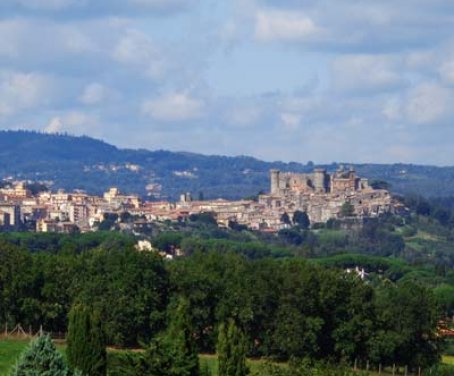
[1,130,453,200]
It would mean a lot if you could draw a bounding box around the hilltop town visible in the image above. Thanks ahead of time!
[0,167,399,234]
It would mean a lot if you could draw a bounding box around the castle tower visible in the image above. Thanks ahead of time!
[313,168,327,193]
[270,169,280,195]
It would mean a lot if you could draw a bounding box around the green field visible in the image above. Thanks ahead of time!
[1,338,454,376]
[0,341,287,375]
[0,339,28,375]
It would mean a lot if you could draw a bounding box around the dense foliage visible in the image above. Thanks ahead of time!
[0,237,168,347]
[0,237,443,369]
[139,298,200,376]
[0,207,452,374]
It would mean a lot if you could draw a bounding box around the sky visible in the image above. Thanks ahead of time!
[0,0,454,165]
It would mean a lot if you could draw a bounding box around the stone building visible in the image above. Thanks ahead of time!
[270,166,369,196]
[0,203,21,229]
[263,167,393,224]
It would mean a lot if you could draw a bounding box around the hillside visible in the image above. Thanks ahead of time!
[1,130,454,200]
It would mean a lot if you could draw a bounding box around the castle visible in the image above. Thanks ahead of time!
[270,167,370,196]
[259,166,394,224]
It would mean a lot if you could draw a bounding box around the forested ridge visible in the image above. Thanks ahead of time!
[2,130,454,199]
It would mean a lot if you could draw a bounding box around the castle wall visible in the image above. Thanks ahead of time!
[262,169,392,225]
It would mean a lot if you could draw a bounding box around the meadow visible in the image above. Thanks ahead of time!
[1,338,453,376]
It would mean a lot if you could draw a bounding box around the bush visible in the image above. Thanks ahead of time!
[10,335,73,376]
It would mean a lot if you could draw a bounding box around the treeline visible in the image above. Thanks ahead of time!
[0,231,135,254]
[0,239,443,370]
[401,195,454,227]
[6,130,454,199]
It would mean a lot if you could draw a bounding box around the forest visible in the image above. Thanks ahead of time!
[1,192,454,374]
[0,232,451,374]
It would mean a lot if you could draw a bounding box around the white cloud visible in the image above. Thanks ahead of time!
[79,83,110,105]
[280,112,301,131]
[1,0,454,165]
[404,83,453,125]
[0,71,54,117]
[382,97,403,121]
[0,18,106,68]
[439,59,454,85]
[255,10,320,42]
[226,106,262,127]
[44,111,101,134]
[332,55,404,93]
[142,93,205,121]
[112,29,167,79]
[45,117,63,133]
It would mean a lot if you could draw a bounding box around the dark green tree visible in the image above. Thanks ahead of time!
[340,202,355,217]
[370,180,390,190]
[292,211,310,229]
[10,335,74,376]
[434,284,454,317]
[76,247,168,347]
[280,213,291,225]
[0,241,33,328]
[373,281,441,369]
[67,304,106,376]
[217,319,248,376]
[140,297,199,376]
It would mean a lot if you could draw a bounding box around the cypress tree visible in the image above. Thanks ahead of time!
[140,297,199,376]
[167,297,199,376]
[67,304,107,376]
[10,334,71,376]
[217,320,248,376]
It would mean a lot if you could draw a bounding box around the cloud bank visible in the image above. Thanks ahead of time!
[0,0,454,165]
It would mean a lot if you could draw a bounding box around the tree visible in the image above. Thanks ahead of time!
[0,241,34,329]
[340,202,355,217]
[76,247,168,347]
[292,211,310,229]
[280,213,291,225]
[25,182,49,196]
[97,213,118,231]
[189,212,217,226]
[140,297,199,376]
[370,180,390,190]
[373,281,441,369]
[67,304,106,376]
[434,284,454,317]
[10,335,74,376]
[217,320,248,376]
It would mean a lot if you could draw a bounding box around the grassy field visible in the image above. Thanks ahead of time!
[1,338,454,375]
[0,339,28,375]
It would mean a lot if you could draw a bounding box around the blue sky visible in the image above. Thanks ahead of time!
[0,0,454,165]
